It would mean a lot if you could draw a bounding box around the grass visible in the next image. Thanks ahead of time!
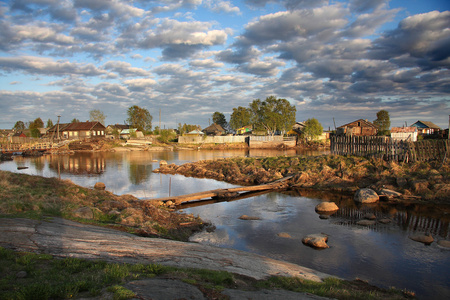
[0,247,413,300]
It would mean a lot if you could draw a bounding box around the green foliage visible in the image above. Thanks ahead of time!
[178,123,201,134]
[229,106,252,130]
[13,120,25,131]
[71,118,80,123]
[157,129,177,143]
[126,105,153,132]
[212,112,228,131]
[89,109,106,126]
[302,118,323,141]
[249,96,296,134]
[107,285,136,300]
[46,119,53,128]
[373,110,391,135]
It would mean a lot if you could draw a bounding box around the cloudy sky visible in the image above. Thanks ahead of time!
[0,0,449,131]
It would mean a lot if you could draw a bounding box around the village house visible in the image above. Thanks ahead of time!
[46,122,105,140]
[120,128,143,139]
[202,123,226,136]
[391,127,418,141]
[411,120,441,135]
[106,124,131,135]
[336,119,378,136]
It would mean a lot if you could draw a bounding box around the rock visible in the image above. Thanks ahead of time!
[354,188,379,203]
[396,177,407,188]
[277,232,292,238]
[315,202,339,213]
[239,215,261,220]
[437,240,450,249]
[16,271,27,278]
[357,220,376,226]
[94,182,106,190]
[73,207,94,219]
[125,279,206,300]
[363,213,376,220]
[159,160,168,167]
[378,218,392,224]
[378,188,402,200]
[409,233,434,245]
[302,234,329,249]
[411,180,429,193]
[319,215,330,220]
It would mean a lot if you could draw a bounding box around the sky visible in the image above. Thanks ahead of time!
[0,0,449,131]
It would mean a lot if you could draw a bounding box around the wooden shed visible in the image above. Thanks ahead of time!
[391,127,418,141]
[202,123,226,136]
[337,119,378,136]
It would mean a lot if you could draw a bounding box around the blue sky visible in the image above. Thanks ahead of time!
[0,0,449,131]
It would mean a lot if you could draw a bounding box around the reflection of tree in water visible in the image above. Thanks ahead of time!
[128,163,153,185]
[48,154,105,176]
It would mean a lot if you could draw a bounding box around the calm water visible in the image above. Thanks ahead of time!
[1,149,449,299]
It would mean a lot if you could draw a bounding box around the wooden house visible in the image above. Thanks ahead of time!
[391,127,418,141]
[46,122,105,140]
[411,120,441,135]
[337,119,378,136]
[202,123,226,136]
[106,124,130,135]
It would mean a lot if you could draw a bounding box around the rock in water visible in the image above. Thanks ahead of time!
[315,202,339,213]
[94,182,106,190]
[409,233,434,245]
[354,188,379,203]
[302,234,329,249]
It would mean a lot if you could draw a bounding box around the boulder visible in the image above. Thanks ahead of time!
[239,215,261,220]
[378,218,392,224]
[363,213,376,220]
[315,202,339,213]
[94,182,106,190]
[437,240,450,249]
[73,207,94,219]
[396,177,407,188]
[357,220,376,226]
[159,160,168,167]
[277,232,292,238]
[409,233,434,245]
[354,188,379,203]
[302,234,329,249]
[411,180,429,193]
[378,188,402,200]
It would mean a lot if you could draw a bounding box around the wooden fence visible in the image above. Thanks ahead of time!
[330,135,450,162]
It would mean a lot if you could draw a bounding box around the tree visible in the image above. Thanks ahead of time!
[13,121,25,131]
[46,119,53,128]
[177,123,200,134]
[249,96,296,135]
[89,109,106,125]
[29,118,44,138]
[212,112,228,131]
[71,118,80,123]
[373,110,390,135]
[229,106,251,131]
[302,118,323,141]
[126,105,152,132]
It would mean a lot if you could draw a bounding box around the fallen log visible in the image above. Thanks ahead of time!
[148,175,293,205]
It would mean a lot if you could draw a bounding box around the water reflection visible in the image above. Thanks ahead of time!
[0,149,448,299]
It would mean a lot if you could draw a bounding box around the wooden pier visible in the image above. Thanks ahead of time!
[149,176,293,206]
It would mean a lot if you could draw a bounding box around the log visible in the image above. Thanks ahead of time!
[148,176,293,205]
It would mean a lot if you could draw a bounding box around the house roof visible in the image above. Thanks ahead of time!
[120,128,137,134]
[186,130,204,135]
[203,123,225,132]
[391,127,417,133]
[338,119,377,128]
[108,124,130,130]
[411,120,441,129]
[64,121,106,131]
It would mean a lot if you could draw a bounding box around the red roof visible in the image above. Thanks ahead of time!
[391,127,417,133]
[64,122,105,131]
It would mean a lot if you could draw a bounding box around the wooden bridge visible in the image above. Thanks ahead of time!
[0,142,54,155]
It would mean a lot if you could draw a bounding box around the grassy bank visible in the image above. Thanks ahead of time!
[0,247,412,300]
[156,155,450,204]
[0,170,205,241]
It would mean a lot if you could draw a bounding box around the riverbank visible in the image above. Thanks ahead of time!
[154,155,450,205]
[0,169,414,299]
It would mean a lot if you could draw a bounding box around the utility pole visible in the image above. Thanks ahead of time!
[159,109,161,134]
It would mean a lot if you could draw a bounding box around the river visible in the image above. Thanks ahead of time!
[1,149,449,299]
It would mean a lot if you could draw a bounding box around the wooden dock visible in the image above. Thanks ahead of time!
[149,176,294,206]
